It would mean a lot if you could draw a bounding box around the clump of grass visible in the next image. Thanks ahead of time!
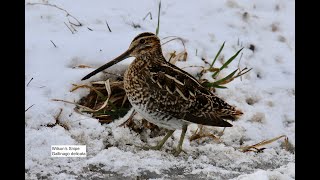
[71,79,131,124]
[199,42,252,89]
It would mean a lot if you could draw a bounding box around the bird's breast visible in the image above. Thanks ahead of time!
[124,59,151,106]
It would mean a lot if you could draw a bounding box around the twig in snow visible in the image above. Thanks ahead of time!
[201,57,211,66]
[143,12,152,20]
[27,77,33,87]
[26,2,82,26]
[240,135,287,153]
[87,27,93,31]
[69,24,78,32]
[106,21,112,32]
[64,22,74,34]
[50,40,57,48]
[25,104,35,112]
[131,22,141,29]
[55,108,63,121]
[68,18,81,27]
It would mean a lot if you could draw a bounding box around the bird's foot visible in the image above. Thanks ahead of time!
[172,146,187,156]
[136,130,175,151]
[135,144,162,151]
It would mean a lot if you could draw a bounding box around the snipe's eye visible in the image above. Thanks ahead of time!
[140,39,145,44]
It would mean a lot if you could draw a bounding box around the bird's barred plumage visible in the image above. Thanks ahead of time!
[82,32,243,155]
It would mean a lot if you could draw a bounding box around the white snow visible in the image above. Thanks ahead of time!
[25,0,295,179]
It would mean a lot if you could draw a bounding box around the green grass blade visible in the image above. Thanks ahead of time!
[212,47,243,78]
[212,69,238,85]
[210,41,225,68]
[213,84,227,89]
[202,82,227,89]
[156,1,161,36]
[219,47,244,71]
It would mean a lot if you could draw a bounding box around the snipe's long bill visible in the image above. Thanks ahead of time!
[81,32,243,156]
[81,47,133,80]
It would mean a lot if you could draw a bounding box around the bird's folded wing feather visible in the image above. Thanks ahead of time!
[146,62,239,127]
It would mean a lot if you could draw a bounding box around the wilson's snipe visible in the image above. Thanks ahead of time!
[82,32,243,156]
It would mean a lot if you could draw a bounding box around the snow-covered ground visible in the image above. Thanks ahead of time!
[25,0,295,179]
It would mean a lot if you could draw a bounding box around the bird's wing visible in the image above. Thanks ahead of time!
[146,62,242,127]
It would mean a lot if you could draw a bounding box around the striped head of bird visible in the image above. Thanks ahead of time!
[81,32,161,80]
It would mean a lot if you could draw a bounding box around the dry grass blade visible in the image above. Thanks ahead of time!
[72,65,92,69]
[168,51,176,63]
[189,126,221,143]
[70,84,106,99]
[91,81,107,85]
[240,135,287,152]
[161,36,186,50]
[52,99,95,112]
[233,67,253,79]
[70,84,92,92]
[88,79,112,112]
[281,137,295,153]
[105,79,112,99]
[173,51,188,62]
[26,2,82,26]
[190,132,221,143]
[169,50,188,64]
[64,22,74,34]
[121,94,127,108]
[181,65,205,70]
[94,99,110,112]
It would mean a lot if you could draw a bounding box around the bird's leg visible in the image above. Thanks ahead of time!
[173,124,188,156]
[139,130,175,150]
